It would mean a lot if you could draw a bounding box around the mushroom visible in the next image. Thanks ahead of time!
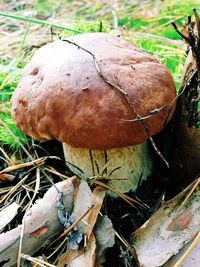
[10,33,176,194]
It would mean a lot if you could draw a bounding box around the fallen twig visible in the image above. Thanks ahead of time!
[62,38,170,167]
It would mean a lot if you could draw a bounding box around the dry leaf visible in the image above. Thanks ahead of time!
[57,234,96,267]
[87,186,106,238]
[68,233,96,267]
[0,202,20,232]
[132,181,200,267]
[57,249,83,267]
[71,182,106,238]
[58,182,106,266]
[164,235,200,266]
[71,180,93,235]
[181,24,190,40]
[94,215,115,264]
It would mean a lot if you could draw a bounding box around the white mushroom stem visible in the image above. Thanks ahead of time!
[62,142,153,195]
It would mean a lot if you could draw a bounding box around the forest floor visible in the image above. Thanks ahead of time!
[0,1,199,266]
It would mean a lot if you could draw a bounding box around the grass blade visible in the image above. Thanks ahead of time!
[0,12,82,33]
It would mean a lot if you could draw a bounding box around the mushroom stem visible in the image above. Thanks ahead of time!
[62,142,153,195]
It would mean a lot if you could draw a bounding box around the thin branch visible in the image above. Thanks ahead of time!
[63,39,128,96]
[171,21,192,46]
[62,38,170,167]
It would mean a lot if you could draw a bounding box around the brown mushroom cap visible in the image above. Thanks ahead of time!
[11,32,176,150]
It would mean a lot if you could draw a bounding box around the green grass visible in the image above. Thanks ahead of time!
[0,63,28,150]
[0,112,28,151]
[60,20,110,39]
[135,39,184,88]
[118,0,199,90]
[0,12,82,33]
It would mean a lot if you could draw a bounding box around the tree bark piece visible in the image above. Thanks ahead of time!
[164,235,200,266]
[0,177,79,267]
[131,180,200,267]
[0,202,20,232]
[176,49,200,182]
